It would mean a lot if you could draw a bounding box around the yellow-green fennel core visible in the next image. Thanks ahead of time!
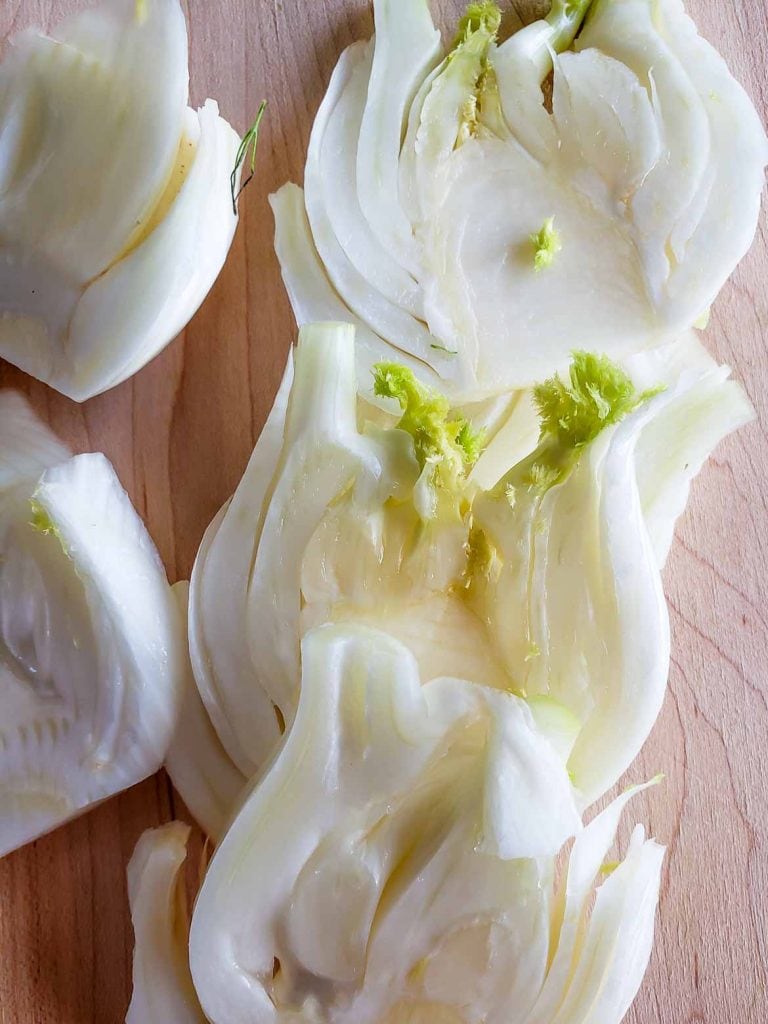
[464,524,501,587]
[29,499,57,536]
[531,217,562,272]
[450,0,593,146]
[29,499,69,556]
[534,351,660,449]
[449,3,504,144]
[372,363,484,479]
[451,1,502,50]
[452,0,593,58]
[457,94,480,144]
[512,352,663,494]
[525,642,541,662]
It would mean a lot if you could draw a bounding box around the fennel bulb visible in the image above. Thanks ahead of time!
[189,623,664,1024]
[187,321,751,803]
[0,391,184,857]
[273,0,767,400]
[0,0,241,401]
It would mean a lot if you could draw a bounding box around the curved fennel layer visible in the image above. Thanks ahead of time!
[165,582,247,840]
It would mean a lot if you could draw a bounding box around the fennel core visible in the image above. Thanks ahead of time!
[373,363,484,481]
[450,1,502,50]
[451,1,502,147]
[531,217,562,271]
[29,499,68,553]
[452,0,594,57]
[513,351,664,496]
[231,102,267,215]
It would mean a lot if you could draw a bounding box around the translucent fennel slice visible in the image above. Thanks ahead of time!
[275,0,767,398]
[0,0,241,401]
[189,624,663,1024]
[187,320,751,799]
[0,392,184,858]
[126,822,207,1024]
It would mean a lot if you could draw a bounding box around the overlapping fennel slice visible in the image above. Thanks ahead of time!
[272,0,767,399]
[176,322,751,820]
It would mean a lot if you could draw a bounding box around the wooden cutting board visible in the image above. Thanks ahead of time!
[0,1,766,1021]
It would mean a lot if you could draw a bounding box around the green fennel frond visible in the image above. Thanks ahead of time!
[231,101,267,215]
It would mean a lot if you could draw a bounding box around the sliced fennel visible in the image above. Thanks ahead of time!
[188,321,751,799]
[188,320,487,775]
[126,822,207,1024]
[189,321,422,776]
[0,392,184,857]
[275,0,767,398]
[189,623,662,1024]
[467,344,751,801]
[165,583,247,842]
[0,0,241,401]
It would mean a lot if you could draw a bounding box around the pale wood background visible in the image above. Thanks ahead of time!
[0,1,766,1021]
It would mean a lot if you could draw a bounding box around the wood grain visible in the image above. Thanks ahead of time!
[0,1,766,1021]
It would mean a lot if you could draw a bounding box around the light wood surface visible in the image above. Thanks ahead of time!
[0,1,766,1021]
